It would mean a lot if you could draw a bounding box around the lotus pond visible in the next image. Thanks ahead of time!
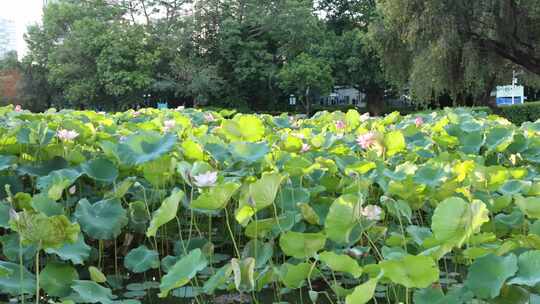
[1,105,540,304]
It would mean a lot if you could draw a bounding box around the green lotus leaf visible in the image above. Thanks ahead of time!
[508,250,540,286]
[0,233,37,262]
[181,139,205,161]
[0,260,35,295]
[345,278,378,304]
[431,197,489,247]
[414,164,446,187]
[485,127,514,152]
[146,188,184,237]
[105,177,136,199]
[242,240,273,269]
[515,195,540,219]
[231,257,256,292]
[142,156,176,187]
[37,168,81,200]
[464,253,518,299]
[124,245,160,273]
[74,198,128,240]
[413,286,474,304]
[89,266,107,283]
[81,158,119,182]
[384,130,406,156]
[40,261,79,297]
[0,155,16,171]
[10,212,80,249]
[325,194,361,244]
[236,172,284,224]
[298,202,320,225]
[380,254,439,288]
[115,132,177,166]
[0,202,11,228]
[319,251,363,278]
[202,264,233,294]
[71,280,115,304]
[280,231,326,259]
[230,142,270,163]
[17,156,68,177]
[45,233,91,265]
[279,262,312,289]
[460,132,484,154]
[158,249,208,298]
[222,115,265,142]
[190,182,240,210]
[31,193,64,216]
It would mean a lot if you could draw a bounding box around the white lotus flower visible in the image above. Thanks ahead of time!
[69,185,77,195]
[361,205,382,221]
[57,129,79,141]
[193,171,218,187]
[163,119,176,132]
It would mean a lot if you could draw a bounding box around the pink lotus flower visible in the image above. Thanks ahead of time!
[335,120,346,130]
[193,171,218,187]
[133,111,141,117]
[356,132,377,149]
[361,205,382,221]
[415,117,424,127]
[204,113,215,122]
[163,120,176,132]
[14,105,22,112]
[57,129,79,141]
[301,143,311,153]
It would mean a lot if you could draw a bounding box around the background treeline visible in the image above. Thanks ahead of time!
[1,0,540,113]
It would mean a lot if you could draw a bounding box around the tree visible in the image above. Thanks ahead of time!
[278,53,334,114]
[371,0,540,106]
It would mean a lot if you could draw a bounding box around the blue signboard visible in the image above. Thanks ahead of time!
[496,97,523,106]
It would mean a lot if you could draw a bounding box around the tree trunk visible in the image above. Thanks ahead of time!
[478,75,498,110]
[365,87,385,116]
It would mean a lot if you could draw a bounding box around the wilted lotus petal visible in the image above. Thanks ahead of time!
[193,171,218,187]
[356,132,376,149]
[361,205,382,221]
[57,129,79,141]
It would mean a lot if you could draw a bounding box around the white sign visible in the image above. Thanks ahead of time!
[496,85,524,98]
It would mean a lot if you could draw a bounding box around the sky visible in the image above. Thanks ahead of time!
[0,0,44,57]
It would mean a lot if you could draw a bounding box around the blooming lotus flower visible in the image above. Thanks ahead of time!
[204,113,215,122]
[356,132,377,149]
[193,171,218,187]
[301,143,311,153]
[361,205,382,221]
[360,112,370,121]
[57,129,79,141]
[176,106,185,111]
[133,111,141,117]
[335,120,346,130]
[415,117,424,127]
[14,105,22,112]
[163,120,176,132]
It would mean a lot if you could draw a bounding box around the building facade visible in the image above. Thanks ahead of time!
[318,86,367,108]
[0,17,17,59]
